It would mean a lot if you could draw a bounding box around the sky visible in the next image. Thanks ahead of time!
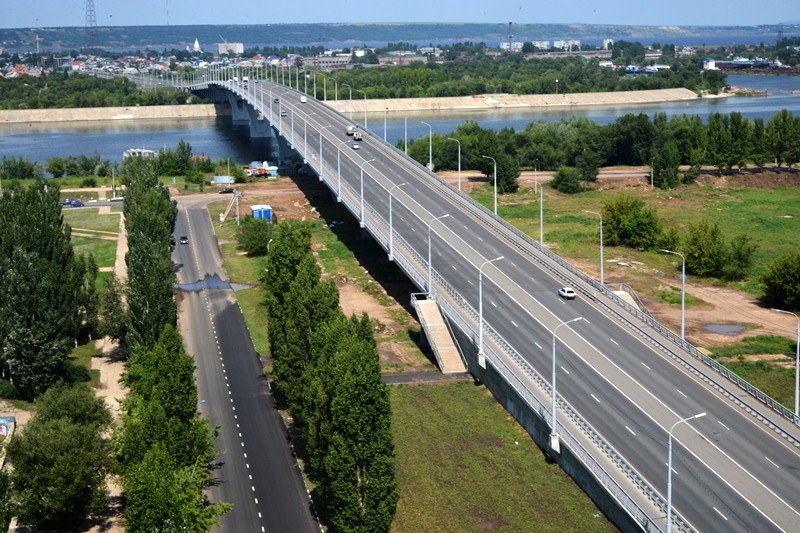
[1,0,797,29]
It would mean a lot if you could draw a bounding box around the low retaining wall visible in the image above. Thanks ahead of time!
[0,104,217,124]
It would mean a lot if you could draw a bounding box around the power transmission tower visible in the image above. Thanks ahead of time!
[85,0,99,48]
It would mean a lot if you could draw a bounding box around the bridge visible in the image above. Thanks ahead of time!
[184,69,800,532]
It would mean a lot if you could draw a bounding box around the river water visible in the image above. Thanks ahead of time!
[1,74,798,165]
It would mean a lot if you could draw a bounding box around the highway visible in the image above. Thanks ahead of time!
[174,197,318,532]
[223,78,800,532]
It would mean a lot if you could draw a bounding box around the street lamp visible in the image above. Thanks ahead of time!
[477,256,504,368]
[583,210,604,285]
[342,82,353,120]
[667,412,706,533]
[420,121,433,171]
[539,180,544,245]
[481,155,498,217]
[447,137,462,191]
[384,107,388,142]
[555,78,559,95]
[427,214,450,295]
[356,89,367,128]
[772,308,800,416]
[550,317,583,454]
[388,183,408,261]
[661,249,686,340]
[303,112,316,162]
[359,159,376,228]
[318,125,334,182]
[335,138,349,202]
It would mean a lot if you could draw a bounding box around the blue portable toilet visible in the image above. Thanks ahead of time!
[251,204,272,222]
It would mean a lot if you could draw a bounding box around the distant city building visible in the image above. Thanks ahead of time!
[217,42,244,55]
[602,38,614,50]
[703,58,717,70]
[499,41,523,52]
[599,60,615,68]
[193,38,202,53]
[307,55,350,69]
[553,39,581,51]
[530,40,550,50]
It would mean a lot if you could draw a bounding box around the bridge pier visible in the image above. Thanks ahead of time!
[224,91,250,125]
[245,105,271,138]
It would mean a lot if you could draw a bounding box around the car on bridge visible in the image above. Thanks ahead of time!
[280,110,287,117]
[558,287,577,299]
[352,143,360,150]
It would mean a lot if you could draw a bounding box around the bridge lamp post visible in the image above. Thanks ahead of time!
[384,108,388,142]
[426,214,451,295]
[583,210,604,285]
[332,77,338,104]
[356,89,368,128]
[660,249,686,340]
[667,412,706,533]
[771,308,800,416]
[421,121,433,171]
[477,256,503,368]
[538,164,544,245]
[447,137,462,191]
[342,83,353,120]
[550,316,583,454]
[303,112,316,163]
[481,155,498,217]
[335,138,349,202]
[388,183,407,262]
[359,159,376,228]
[319,125,334,183]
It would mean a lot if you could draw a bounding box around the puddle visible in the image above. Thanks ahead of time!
[703,323,746,335]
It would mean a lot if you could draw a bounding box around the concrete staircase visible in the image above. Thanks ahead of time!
[413,297,467,374]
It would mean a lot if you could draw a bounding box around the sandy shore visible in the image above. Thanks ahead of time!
[0,88,709,124]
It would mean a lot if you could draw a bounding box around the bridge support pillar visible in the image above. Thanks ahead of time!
[224,91,250,125]
[245,104,270,138]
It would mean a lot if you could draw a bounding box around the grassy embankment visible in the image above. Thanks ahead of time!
[205,194,615,531]
[62,206,122,288]
[471,176,800,407]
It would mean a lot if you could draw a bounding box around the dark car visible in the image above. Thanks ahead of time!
[179,236,189,245]
[62,198,76,206]
[70,199,85,207]
[219,187,235,194]
[273,97,279,104]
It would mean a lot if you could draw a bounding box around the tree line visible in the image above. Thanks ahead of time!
[262,220,398,532]
[403,109,800,196]
[319,53,725,100]
[0,72,200,110]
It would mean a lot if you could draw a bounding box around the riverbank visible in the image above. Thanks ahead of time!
[0,88,708,124]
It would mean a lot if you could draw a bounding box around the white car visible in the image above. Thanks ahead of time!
[352,143,360,150]
[558,287,577,300]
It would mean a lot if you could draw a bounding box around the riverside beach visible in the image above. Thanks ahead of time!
[0,88,710,124]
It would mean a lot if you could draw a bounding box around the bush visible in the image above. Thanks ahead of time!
[236,216,275,256]
[81,176,98,188]
[0,380,19,400]
[761,251,800,310]
[551,166,582,193]
[602,195,664,250]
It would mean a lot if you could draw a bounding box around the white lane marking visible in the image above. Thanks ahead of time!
[676,389,688,398]
[467,279,473,285]
[511,320,519,328]
[610,338,619,345]
[490,301,497,308]
[640,362,651,370]
[590,394,600,403]
[718,420,730,431]
[765,457,780,469]
[534,342,543,350]
[713,507,729,521]
[560,366,570,374]
[252,485,256,492]
[451,264,457,270]
[625,426,637,436]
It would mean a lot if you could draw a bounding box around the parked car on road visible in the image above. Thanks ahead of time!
[558,287,577,299]
[219,187,235,194]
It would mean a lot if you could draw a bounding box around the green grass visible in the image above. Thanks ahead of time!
[236,287,270,359]
[722,360,796,408]
[709,335,795,359]
[62,209,122,234]
[71,235,117,268]
[68,342,102,389]
[391,383,616,533]
[653,285,707,307]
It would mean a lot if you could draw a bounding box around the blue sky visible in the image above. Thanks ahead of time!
[2,0,796,28]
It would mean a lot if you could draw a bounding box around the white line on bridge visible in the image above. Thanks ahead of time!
[534,342,543,350]
[718,420,731,431]
[676,389,688,398]
[765,456,780,469]
[490,301,497,307]
[625,426,636,436]
[511,320,519,328]
[609,338,619,345]
[590,394,601,403]
[641,362,651,370]
[561,366,570,375]
[713,507,729,520]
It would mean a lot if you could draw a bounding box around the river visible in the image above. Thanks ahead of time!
[1,74,798,165]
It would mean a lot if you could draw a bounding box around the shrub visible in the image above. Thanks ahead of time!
[0,380,19,400]
[81,177,97,188]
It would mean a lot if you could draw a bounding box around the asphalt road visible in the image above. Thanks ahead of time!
[174,198,318,533]
[224,79,800,532]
